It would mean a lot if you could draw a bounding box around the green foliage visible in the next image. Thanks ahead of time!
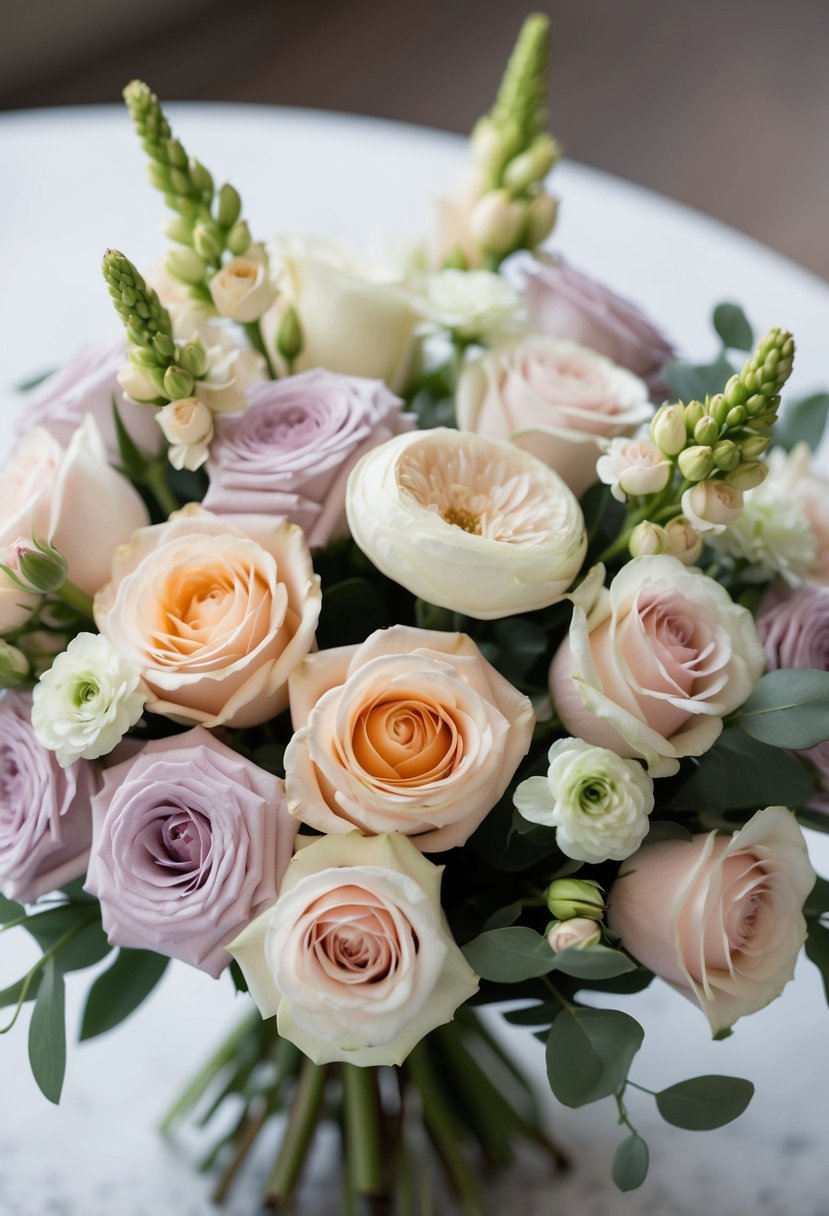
[612,1133,650,1191]
[28,960,66,1104]
[668,728,816,812]
[663,354,735,403]
[80,949,170,1041]
[463,927,637,984]
[545,1008,644,1107]
[804,918,829,1005]
[712,303,754,351]
[775,392,829,453]
[735,669,829,749]
[655,1075,754,1130]
[316,577,389,650]
[643,820,693,843]
[805,875,829,917]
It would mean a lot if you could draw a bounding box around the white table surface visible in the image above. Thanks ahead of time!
[2,104,829,1216]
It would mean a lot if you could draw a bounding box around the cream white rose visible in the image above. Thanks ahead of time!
[607,807,815,1033]
[550,556,766,776]
[210,249,276,323]
[457,335,652,497]
[228,832,479,1066]
[515,736,654,863]
[94,505,321,728]
[345,428,587,620]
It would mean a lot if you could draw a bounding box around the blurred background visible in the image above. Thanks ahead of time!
[2,0,828,279]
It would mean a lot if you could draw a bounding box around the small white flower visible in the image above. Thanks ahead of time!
[514,737,654,863]
[547,918,602,952]
[596,437,672,503]
[418,270,525,342]
[31,633,146,767]
[157,397,214,472]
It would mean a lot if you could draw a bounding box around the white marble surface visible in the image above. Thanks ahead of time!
[2,104,829,1214]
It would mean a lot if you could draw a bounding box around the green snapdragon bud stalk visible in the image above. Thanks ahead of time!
[102,249,174,354]
[490,13,550,149]
[720,328,795,423]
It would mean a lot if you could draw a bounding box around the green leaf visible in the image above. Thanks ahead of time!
[612,1134,649,1191]
[644,820,694,843]
[664,354,735,402]
[317,577,389,649]
[736,669,829,749]
[655,1075,754,1130]
[0,970,42,1009]
[712,303,753,351]
[805,876,829,918]
[80,948,170,1041]
[462,927,554,981]
[805,917,829,1005]
[776,392,829,454]
[16,367,55,392]
[112,398,153,479]
[0,892,25,923]
[502,1002,555,1027]
[551,945,636,980]
[668,728,816,811]
[482,900,524,932]
[545,1008,644,1107]
[28,959,66,1104]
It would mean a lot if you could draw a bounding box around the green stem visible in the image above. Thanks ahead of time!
[211,1101,270,1204]
[244,320,278,379]
[265,1057,328,1210]
[341,1064,385,1199]
[541,975,577,1013]
[143,462,181,518]
[159,1008,260,1133]
[56,578,94,620]
[0,915,95,1034]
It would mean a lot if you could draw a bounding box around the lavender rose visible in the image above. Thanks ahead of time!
[0,691,96,902]
[85,728,297,976]
[203,370,415,548]
[503,254,675,398]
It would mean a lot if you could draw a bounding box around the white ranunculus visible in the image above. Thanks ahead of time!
[156,398,214,472]
[31,632,146,767]
[228,832,479,1067]
[345,428,587,620]
[210,249,276,323]
[515,736,654,863]
[417,270,525,343]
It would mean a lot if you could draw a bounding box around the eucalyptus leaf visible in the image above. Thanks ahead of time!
[664,354,735,402]
[776,392,829,454]
[655,1075,754,1130]
[502,1002,555,1027]
[28,959,66,1104]
[81,949,170,1041]
[550,945,636,980]
[668,728,815,811]
[712,302,753,351]
[805,876,829,918]
[736,669,829,749]
[481,901,524,932]
[612,1134,649,1191]
[0,892,24,923]
[462,927,554,982]
[545,1008,644,1107]
[804,918,829,1006]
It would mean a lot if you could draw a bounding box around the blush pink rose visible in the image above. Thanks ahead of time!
[607,806,815,1033]
[284,625,535,852]
[85,728,297,977]
[0,691,96,902]
[503,254,676,397]
[94,504,321,728]
[550,557,766,776]
[456,335,652,497]
[203,370,414,548]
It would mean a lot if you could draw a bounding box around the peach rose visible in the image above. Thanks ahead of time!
[284,626,534,852]
[607,807,815,1033]
[94,505,321,728]
[550,557,766,776]
[456,335,652,497]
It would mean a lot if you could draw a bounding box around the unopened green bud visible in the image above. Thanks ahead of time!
[216,182,242,229]
[166,247,207,286]
[164,216,195,247]
[441,246,469,271]
[152,332,176,361]
[470,116,513,175]
[712,440,740,472]
[16,539,68,594]
[745,392,768,418]
[0,640,30,688]
[469,189,525,254]
[725,406,746,428]
[650,403,686,456]
[147,162,172,193]
[678,445,714,481]
[189,158,213,196]
[193,223,222,263]
[723,373,748,408]
[693,415,720,446]
[227,220,252,256]
[277,305,304,363]
[740,435,771,460]
[524,193,558,247]
[629,521,667,557]
[726,461,768,490]
[165,138,187,169]
[684,401,705,432]
[546,878,605,922]
[746,411,777,432]
[162,366,195,399]
[178,340,209,379]
[503,135,559,193]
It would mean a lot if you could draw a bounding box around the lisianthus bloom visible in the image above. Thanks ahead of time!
[607,807,815,1033]
[86,728,296,976]
[514,736,654,862]
[285,625,534,852]
[550,557,766,776]
[0,691,96,902]
[417,270,525,343]
[456,335,653,498]
[346,428,586,620]
[204,370,414,548]
[228,832,479,1066]
[94,505,321,728]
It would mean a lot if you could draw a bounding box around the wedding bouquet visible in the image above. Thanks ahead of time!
[3,13,829,1212]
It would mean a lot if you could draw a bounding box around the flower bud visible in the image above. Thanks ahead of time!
[0,640,30,688]
[650,403,686,456]
[157,398,214,473]
[469,189,525,254]
[664,516,704,565]
[723,373,748,407]
[177,340,209,379]
[546,877,605,921]
[227,220,252,256]
[147,162,172,193]
[711,439,740,471]
[740,435,771,460]
[193,223,222,263]
[277,305,303,363]
[442,246,470,271]
[162,365,195,400]
[166,247,207,286]
[15,539,68,595]
[683,401,705,432]
[677,445,714,481]
[119,359,164,403]
[164,216,195,246]
[152,332,177,361]
[470,116,511,175]
[547,918,602,953]
[189,158,214,195]
[503,136,559,193]
[681,480,743,534]
[216,182,242,229]
[524,193,558,247]
[725,461,768,490]
[745,392,768,418]
[693,415,719,446]
[725,405,746,428]
[165,138,187,169]
[629,520,667,557]
[708,393,728,426]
